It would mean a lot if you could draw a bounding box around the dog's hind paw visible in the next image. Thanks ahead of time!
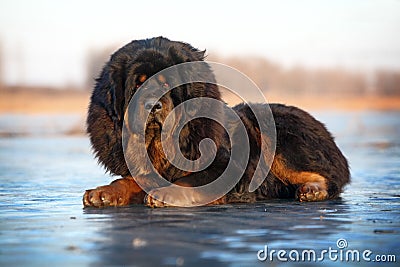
[296,182,328,202]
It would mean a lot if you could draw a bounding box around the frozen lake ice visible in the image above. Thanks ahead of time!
[0,110,399,266]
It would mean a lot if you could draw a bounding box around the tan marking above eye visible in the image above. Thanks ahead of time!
[157,75,166,84]
[138,74,147,83]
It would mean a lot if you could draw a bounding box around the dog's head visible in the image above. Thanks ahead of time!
[88,37,225,177]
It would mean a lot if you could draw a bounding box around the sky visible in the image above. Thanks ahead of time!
[0,0,400,87]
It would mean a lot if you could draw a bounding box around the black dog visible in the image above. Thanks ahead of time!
[83,37,349,207]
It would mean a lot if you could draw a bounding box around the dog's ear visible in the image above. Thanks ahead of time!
[168,45,206,63]
[102,40,149,125]
[93,60,126,126]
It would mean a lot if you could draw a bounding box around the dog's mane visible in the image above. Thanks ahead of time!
[87,37,225,178]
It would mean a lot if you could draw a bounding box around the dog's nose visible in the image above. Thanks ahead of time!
[144,99,163,113]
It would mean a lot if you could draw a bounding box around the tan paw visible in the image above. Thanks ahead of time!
[144,191,167,208]
[297,182,328,202]
[83,186,127,207]
[144,187,178,208]
[145,186,204,208]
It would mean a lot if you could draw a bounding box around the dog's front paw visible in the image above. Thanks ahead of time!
[83,178,146,208]
[145,186,200,208]
[83,185,128,207]
[144,187,177,208]
[144,190,166,208]
[296,182,328,202]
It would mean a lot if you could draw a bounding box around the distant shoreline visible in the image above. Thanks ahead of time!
[1,87,399,115]
[0,87,91,115]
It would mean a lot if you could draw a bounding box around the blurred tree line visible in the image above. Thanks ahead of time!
[85,48,400,96]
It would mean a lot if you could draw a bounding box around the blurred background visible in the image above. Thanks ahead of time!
[0,0,399,133]
[1,2,399,266]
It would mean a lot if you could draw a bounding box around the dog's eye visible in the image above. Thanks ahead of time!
[134,74,147,89]
[157,75,169,89]
[139,74,147,83]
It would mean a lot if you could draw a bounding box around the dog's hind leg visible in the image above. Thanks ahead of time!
[271,154,329,202]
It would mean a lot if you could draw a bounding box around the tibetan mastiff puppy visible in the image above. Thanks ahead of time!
[83,37,349,208]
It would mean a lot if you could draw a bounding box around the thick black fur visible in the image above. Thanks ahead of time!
[87,37,223,180]
[87,36,350,203]
[229,103,350,202]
